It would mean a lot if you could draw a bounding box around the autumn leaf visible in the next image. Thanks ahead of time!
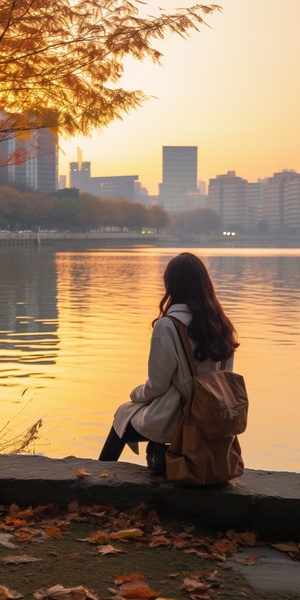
[271,542,299,553]
[76,468,91,478]
[5,517,27,529]
[119,581,157,599]
[33,584,98,600]
[98,544,126,555]
[0,533,17,549]
[8,504,20,518]
[43,526,63,539]
[212,538,237,555]
[181,575,213,599]
[110,528,144,540]
[233,552,261,565]
[148,536,170,548]
[15,532,34,543]
[195,550,226,562]
[0,586,23,599]
[78,531,110,544]
[1,554,42,564]
[101,472,109,477]
[226,530,258,547]
[15,507,35,520]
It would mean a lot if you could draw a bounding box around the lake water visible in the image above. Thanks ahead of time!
[0,244,299,473]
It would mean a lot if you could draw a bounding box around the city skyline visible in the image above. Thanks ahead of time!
[58,0,300,195]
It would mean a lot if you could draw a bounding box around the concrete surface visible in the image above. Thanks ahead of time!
[227,547,300,596]
[0,454,299,542]
[1,455,299,597]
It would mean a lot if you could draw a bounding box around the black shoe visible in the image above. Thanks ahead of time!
[146,441,167,475]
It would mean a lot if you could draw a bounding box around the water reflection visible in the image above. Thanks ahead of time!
[0,246,299,472]
[0,247,59,368]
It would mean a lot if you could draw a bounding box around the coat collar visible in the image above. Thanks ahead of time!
[166,304,191,326]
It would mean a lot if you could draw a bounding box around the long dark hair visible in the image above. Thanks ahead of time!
[153,252,239,361]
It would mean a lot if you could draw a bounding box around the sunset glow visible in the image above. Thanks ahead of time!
[59,0,300,195]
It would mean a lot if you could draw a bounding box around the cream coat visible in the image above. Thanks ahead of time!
[113,304,234,448]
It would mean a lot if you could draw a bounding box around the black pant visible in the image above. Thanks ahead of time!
[99,422,148,461]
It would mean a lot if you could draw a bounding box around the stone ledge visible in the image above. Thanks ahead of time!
[0,455,299,541]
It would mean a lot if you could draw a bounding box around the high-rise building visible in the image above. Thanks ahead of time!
[69,150,140,202]
[207,171,248,230]
[69,161,91,191]
[284,174,300,232]
[262,170,300,232]
[247,181,263,231]
[159,146,198,214]
[7,128,58,194]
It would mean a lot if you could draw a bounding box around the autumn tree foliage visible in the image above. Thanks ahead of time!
[0,0,220,146]
[0,185,169,231]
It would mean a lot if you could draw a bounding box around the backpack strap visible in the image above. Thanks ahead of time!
[166,316,198,377]
[167,315,227,373]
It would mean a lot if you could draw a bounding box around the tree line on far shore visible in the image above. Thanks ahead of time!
[0,185,223,234]
[0,186,169,232]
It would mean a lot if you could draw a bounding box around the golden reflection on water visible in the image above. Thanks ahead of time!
[0,246,299,472]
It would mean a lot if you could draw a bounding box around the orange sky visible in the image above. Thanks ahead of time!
[59,0,300,195]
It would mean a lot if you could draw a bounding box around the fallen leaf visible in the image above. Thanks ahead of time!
[195,550,226,562]
[8,504,20,518]
[44,526,63,539]
[233,552,261,565]
[5,518,27,529]
[1,554,42,564]
[226,480,245,489]
[271,542,299,553]
[98,544,126,555]
[15,532,34,543]
[182,577,210,592]
[115,575,145,585]
[149,535,170,548]
[226,530,257,547]
[120,583,157,599]
[101,472,109,477]
[15,507,34,520]
[0,586,24,599]
[0,534,17,549]
[78,531,110,544]
[110,528,144,540]
[33,585,98,600]
[76,468,91,478]
[212,538,237,555]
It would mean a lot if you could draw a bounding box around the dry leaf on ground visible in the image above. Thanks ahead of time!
[233,552,261,565]
[271,542,299,553]
[0,533,17,548]
[78,531,110,545]
[33,584,98,600]
[148,535,170,548]
[110,528,144,540]
[113,575,157,600]
[75,468,91,478]
[0,586,24,599]
[98,544,126,555]
[226,530,257,547]
[1,554,42,564]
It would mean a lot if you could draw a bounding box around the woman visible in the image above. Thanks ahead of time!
[99,252,239,472]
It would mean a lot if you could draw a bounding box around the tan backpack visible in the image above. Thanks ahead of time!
[166,317,248,486]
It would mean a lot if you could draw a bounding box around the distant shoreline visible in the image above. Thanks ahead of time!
[0,231,299,249]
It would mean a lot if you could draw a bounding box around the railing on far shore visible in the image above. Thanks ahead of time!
[0,231,159,246]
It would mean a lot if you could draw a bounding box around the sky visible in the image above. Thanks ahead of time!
[59,0,300,195]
